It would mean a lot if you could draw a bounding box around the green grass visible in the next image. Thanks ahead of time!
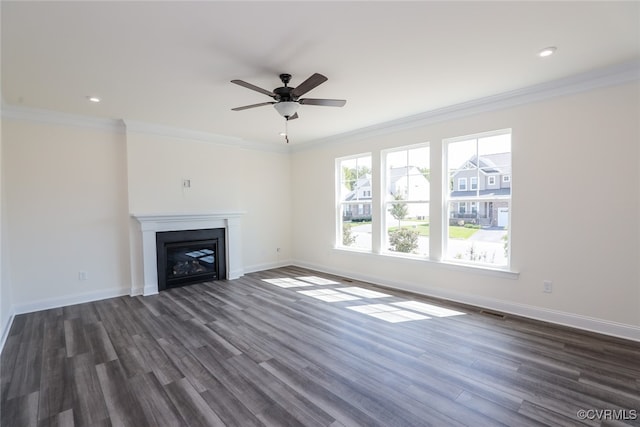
[387,222,480,239]
[388,222,430,237]
[448,226,480,239]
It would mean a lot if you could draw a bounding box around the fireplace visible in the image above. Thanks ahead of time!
[156,228,226,291]
[131,212,244,296]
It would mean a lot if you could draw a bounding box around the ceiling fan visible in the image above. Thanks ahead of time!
[230,73,346,121]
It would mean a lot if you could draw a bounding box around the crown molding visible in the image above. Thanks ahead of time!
[292,59,640,153]
[3,60,638,154]
[123,120,289,154]
[1,103,125,133]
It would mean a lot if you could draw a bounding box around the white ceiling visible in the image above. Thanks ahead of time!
[2,1,639,146]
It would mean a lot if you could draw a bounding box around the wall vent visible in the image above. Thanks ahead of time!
[480,310,506,319]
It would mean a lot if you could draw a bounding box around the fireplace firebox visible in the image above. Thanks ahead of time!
[156,228,226,291]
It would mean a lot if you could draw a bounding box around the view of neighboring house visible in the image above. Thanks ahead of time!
[342,175,373,221]
[343,166,430,221]
[449,153,511,227]
[387,166,429,220]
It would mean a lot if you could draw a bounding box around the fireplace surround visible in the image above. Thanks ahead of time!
[132,212,244,295]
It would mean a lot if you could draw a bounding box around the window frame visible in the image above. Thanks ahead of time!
[443,129,512,269]
[458,177,467,191]
[336,153,373,252]
[381,143,430,258]
[333,129,515,275]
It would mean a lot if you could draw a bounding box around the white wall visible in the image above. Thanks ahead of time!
[0,114,14,346]
[0,118,293,325]
[290,82,640,339]
[124,130,292,283]
[3,121,132,312]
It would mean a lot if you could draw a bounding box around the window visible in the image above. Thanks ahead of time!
[445,130,511,267]
[334,130,512,272]
[337,154,372,251]
[470,177,478,190]
[383,144,430,257]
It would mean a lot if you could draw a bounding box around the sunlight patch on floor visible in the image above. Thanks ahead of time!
[296,276,341,285]
[391,301,466,317]
[263,275,467,324]
[347,304,430,323]
[338,287,391,299]
[297,289,362,302]
[262,278,313,288]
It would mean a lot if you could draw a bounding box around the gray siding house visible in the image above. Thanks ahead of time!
[449,153,511,227]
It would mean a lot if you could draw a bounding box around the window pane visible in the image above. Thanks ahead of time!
[338,154,372,251]
[386,202,429,257]
[446,131,511,267]
[341,203,372,250]
[384,144,430,257]
[447,201,509,266]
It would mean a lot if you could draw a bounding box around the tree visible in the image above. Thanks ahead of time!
[389,192,408,227]
[342,166,371,190]
[418,167,431,181]
[389,228,419,253]
[343,224,357,246]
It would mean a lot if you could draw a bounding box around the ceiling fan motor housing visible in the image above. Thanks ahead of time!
[274,74,294,101]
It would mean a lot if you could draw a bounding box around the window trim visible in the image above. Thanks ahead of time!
[336,153,373,252]
[333,129,516,275]
[470,176,478,191]
[443,128,512,270]
[381,143,430,258]
[458,177,467,191]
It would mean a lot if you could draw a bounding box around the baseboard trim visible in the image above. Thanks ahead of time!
[12,287,132,316]
[242,260,294,276]
[291,260,640,342]
[0,311,16,355]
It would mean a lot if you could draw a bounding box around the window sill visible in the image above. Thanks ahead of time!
[332,247,519,280]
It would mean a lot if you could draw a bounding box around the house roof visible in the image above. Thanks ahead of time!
[388,166,425,185]
[344,175,372,201]
[458,153,511,176]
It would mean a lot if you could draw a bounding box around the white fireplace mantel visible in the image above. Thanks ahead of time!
[132,212,245,296]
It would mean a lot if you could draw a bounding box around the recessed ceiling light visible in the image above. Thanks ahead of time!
[87,96,101,103]
[538,47,557,58]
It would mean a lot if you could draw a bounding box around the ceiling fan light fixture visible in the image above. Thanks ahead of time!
[274,101,299,118]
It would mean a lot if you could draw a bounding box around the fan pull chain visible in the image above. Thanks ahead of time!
[285,118,289,144]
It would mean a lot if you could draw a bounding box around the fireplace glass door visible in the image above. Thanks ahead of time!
[166,240,217,286]
[156,228,226,291]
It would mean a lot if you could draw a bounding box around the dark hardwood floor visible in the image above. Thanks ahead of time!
[1,266,639,426]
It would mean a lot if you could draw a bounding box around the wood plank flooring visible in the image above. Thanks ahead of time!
[1,266,639,426]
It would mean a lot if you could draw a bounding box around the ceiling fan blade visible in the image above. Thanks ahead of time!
[231,80,275,97]
[299,98,346,107]
[287,112,299,120]
[291,73,328,98]
[231,102,274,111]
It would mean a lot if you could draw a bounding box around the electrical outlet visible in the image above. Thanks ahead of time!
[78,271,88,281]
[543,280,553,293]
[276,247,281,253]
[182,179,191,188]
